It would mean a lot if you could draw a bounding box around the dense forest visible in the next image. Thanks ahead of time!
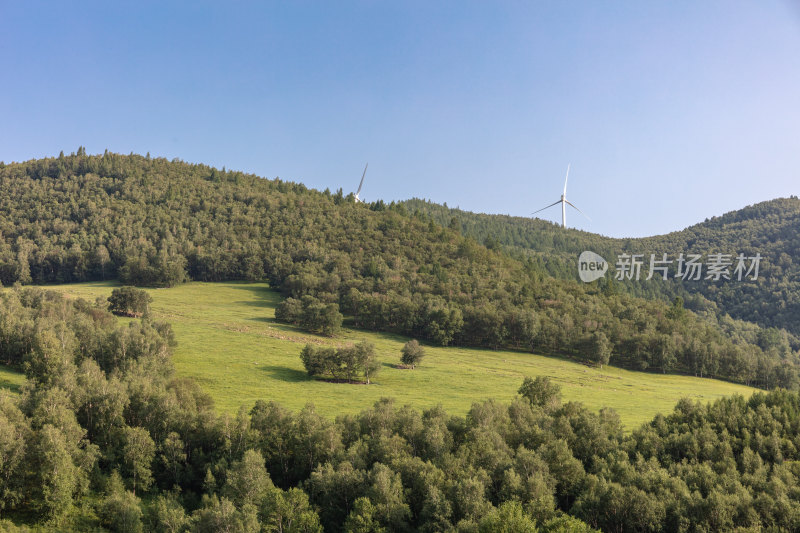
[401,197,800,336]
[0,150,797,389]
[5,288,800,531]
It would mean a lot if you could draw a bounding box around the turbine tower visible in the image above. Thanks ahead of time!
[531,164,590,228]
[354,163,368,203]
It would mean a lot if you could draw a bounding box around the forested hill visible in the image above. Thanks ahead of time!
[401,197,800,336]
[0,150,798,388]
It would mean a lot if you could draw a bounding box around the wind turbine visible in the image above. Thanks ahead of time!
[531,164,590,228]
[354,163,368,203]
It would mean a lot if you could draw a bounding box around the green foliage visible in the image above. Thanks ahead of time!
[757,326,791,356]
[119,249,187,288]
[2,290,800,533]
[665,296,685,321]
[343,497,386,533]
[306,461,366,531]
[99,471,143,533]
[261,487,322,533]
[300,341,379,383]
[122,426,155,495]
[299,345,332,379]
[23,323,77,387]
[301,301,343,337]
[158,432,187,489]
[400,339,425,368]
[478,501,538,532]
[108,286,152,317]
[402,196,800,342]
[29,424,81,522]
[539,513,599,532]
[422,298,464,346]
[518,376,561,410]
[190,495,259,533]
[0,393,27,515]
[4,152,800,530]
[277,297,342,337]
[0,287,174,381]
[146,492,189,533]
[223,449,274,508]
[586,332,611,368]
[363,463,411,530]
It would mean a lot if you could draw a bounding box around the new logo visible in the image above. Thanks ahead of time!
[578,251,608,282]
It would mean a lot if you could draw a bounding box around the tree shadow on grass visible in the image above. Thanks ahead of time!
[261,365,312,383]
[249,316,280,324]
[226,282,283,307]
[0,378,22,395]
[235,300,273,308]
[247,318,308,337]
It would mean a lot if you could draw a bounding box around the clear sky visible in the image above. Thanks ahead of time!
[2,1,799,237]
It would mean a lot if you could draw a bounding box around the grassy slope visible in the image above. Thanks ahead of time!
[0,365,25,394]
[9,281,757,429]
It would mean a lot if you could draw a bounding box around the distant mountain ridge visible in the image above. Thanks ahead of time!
[400,197,800,335]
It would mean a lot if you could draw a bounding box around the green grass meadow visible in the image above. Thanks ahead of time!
[0,365,25,395]
[5,281,757,429]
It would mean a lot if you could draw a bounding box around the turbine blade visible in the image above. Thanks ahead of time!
[563,163,570,195]
[531,199,562,216]
[565,200,591,220]
[356,163,368,195]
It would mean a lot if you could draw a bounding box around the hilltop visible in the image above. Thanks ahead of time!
[402,197,800,336]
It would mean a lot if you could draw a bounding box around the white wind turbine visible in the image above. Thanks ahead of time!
[354,163,368,203]
[531,164,590,228]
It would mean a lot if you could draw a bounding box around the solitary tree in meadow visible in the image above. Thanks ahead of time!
[108,286,152,317]
[400,340,425,369]
[518,376,561,410]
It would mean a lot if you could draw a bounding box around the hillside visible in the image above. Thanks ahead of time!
[0,150,797,389]
[17,281,755,429]
[402,197,800,336]
[0,153,798,532]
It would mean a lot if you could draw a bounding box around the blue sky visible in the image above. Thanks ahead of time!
[2,1,799,237]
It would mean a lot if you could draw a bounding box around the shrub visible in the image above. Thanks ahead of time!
[108,287,152,317]
[400,340,425,368]
[299,341,379,383]
[518,376,561,410]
